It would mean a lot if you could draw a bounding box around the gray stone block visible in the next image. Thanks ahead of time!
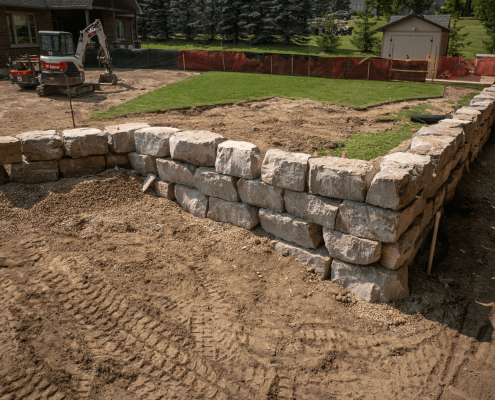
[153,180,176,200]
[308,157,376,202]
[408,134,459,172]
[156,158,197,188]
[16,130,63,161]
[415,125,465,148]
[7,159,59,184]
[59,156,105,178]
[331,259,409,303]
[261,149,310,192]
[0,136,22,165]
[237,178,285,212]
[379,220,420,270]
[194,167,240,202]
[438,118,475,143]
[128,152,157,176]
[105,152,130,169]
[105,123,150,154]
[270,240,331,275]
[169,130,227,167]
[134,126,181,157]
[207,197,260,230]
[175,184,209,218]
[323,228,381,265]
[259,208,323,249]
[284,189,341,229]
[445,163,464,203]
[215,140,263,179]
[62,128,108,157]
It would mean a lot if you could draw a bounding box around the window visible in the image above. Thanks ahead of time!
[6,13,38,45]
[116,19,125,39]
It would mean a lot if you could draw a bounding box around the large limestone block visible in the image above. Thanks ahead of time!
[323,228,381,265]
[473,93,495,101]
[62,128,108,157]
[106,152,130,169]
[59,156,105,178]
[7,159,59,184]
[259,208,323,249]
[207,197,260,230]
[194,167,240,202]
[270,240,331,275]
[134,127,180,157]
[331,260,408,303]
[0,165,8,185]
[0,136,22,165]
[438,119,475,143]
[308,157,375,202]
[128,152,157,175]
[408,134,458,172]
[284,190,341,229]
[215,140,263,179]
[455,107,481,121]
[261,149,310,192]
[445,163,464,203]
[174,184,209,219]
[424,162,451,199]
[335,194,425,243]
[169,131,227,167]
[153,179,176,200]
[156,158,197,188]
[417,200,434,231]
[237,179,285,212]
[415,125,465,148]
[105,123,150,154]
[379,220,420,270]
[366,152,433,211]
[16,130,63,161]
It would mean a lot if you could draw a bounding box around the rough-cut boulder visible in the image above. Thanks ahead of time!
[445,163,464,203]
[284,190,341,229]
[438,119,475,143]
[169,131,227,167]
[174,184,209,218]
[261,149,310,192]
[335,194,425,243]
[62,128,108,157]
[207,197,259,229]
[128,152,157,175]
[408,134,459,172]
[0,136,22,165]
[105,152,131,169]
[134,127,180,157]
[59,156,106,178]
[153,180,176,200]
[156,158,197,188]
[331,260,408,303]
[259,208,323,249]
[105,123,149,154]
[16,130,63,161]
[308,157,376,202]
[0,165,8,185]
[215,140,263,179]
[270,240,331,275]
[415,125,465,148]
[7,159,59,184]
[379,220,420,270]
[237,179,285,212]
[424,162,451,199]
[366,152,433,211]
[194,167,240,202]
[323,228,381,265]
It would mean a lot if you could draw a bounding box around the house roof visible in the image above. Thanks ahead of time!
[376,14,452,32]
[0,0,141,13]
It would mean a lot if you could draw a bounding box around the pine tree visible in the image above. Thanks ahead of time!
[330,0,351,11]
[215,0,245,42]
[406,0,434,15]
[350,11,381,51]
[462,0,472,17]
[169,0,197,40]
[145,0,172,39]
[136,0,151,39]
[315,15,342,51]
[242,0,276,44]
[191,0,217,42]
[447,16,472,56]
[271,0,312,44]
[312,0,333,17]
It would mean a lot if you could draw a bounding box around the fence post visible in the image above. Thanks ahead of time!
[367,58,371,80]
[343,57,347,79]
[292,55,294,75]
[183,52,186,70]
[271,56,273,74]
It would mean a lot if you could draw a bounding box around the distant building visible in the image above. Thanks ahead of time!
[350,0,446,14]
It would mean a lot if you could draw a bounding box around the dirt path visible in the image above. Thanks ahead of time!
[1,133,494,399]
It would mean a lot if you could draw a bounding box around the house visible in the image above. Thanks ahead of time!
[376,14,452,60]
[350,0,446,14]
[0,0,141,72]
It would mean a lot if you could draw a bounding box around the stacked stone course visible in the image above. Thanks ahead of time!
[2,86,495,303]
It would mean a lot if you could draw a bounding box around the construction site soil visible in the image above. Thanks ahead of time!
[1,69,494,399]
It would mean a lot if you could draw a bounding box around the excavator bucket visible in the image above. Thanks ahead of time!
[98,73,118,85]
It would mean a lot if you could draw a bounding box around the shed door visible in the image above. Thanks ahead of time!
[408,36,433,60]
[389,36,411,59]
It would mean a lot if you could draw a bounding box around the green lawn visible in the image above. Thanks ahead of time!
[457,19,489,60]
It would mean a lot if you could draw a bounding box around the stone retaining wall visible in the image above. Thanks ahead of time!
[2,87,495,303]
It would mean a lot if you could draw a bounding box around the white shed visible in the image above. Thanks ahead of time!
[377,14,451,60]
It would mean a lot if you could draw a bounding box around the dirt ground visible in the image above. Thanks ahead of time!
[0,69,478,154]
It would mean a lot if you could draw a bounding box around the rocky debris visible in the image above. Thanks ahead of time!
[7,159,59,184]
[237,178,285,212]
[62,128,108,157]
[259,208,323,249]
[134,127,181,157]
[366,152,433,211]
[0,165,8,185]
[142,174,156,192]
[0,136,22,165]
[261,149,310,192]
[174,184,209,218]
[105,152,131,169]
[105,123,150,154]
[59,155,106,178]
[153,179,176,200]
[207,197,260,229]
[156,158,197,188]
[308,157,376,202]
[16,130,63,161]
[215,140,263,179]
[128,152,158,176]
[335,194,425,243]
[379,220,420,270]
[331,259,409,303]
[323,228,381,265]
[284,190,341,229]
[194,167,240,202]
[270,239,331,275]
[169,130,227,167]
[335,292,357,304]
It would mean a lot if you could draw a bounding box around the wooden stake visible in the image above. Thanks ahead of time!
[292,56,294,75]
[367,58,371,80]
[183,52,186,70]
[221,41,225,71]
[427,211,441,275]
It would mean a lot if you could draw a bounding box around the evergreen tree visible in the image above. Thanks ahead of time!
[145,0,172,39]
[215,0,245,42]
[243,0,277,44]
[350,11,381,51]
[169,0,196,40]
[312,0,332,17]
[462,0,472,17]
[271,0,312,44]
[330,0,351,11]
[136,0,151,39]
[406,0,434,15]
[447,16,472,56]
[315,15,342,51]
[191,0,216,42]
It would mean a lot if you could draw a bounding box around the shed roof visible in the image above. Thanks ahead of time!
[376,14,452,32]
